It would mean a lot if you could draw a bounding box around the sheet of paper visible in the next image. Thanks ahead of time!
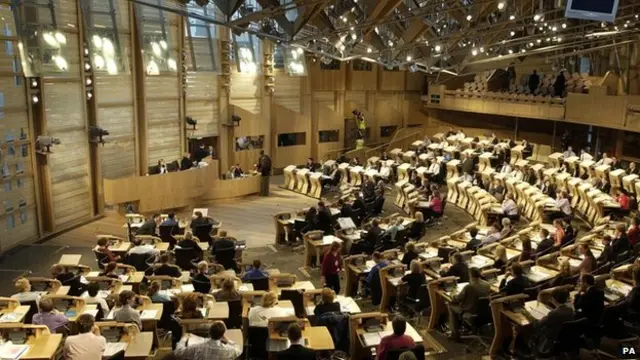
[361,332,381,347]
[140,310,157,320]
[103,342,128,357]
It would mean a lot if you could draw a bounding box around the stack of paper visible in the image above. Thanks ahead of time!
[361,332,382,347]
[103,342,128,357]
[118,275,130,283]
[82,309,99,318]
[0,343,30,360]
[525,302,550,320]
[0,313,21,323]
[140,310,157,320]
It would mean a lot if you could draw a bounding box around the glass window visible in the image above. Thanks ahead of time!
[235,136,264,151]
[3,181,10,192]
[3,200,12,212]
[12,0,70,76]
[1,163,9,178]
[20,209,27,224]
[16,179,24,188]
[81,0,128,75]
[7,146,15,156]
[283,47,306,76]
[7,214,15,229]
[232,33,261,73]
[320,59,340,70]
[136,0,176,75]
[277,133,306,147]
[319,130,339,143]
[185,2,218,72]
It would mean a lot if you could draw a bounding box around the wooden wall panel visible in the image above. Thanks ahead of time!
[313,91,334,111]
[230,71,261,113]
[346,66,378,91]
[273,104,310,168]
[308,61,346,91]
[44,81,92,228]
[378,69,406,91]
[345,91,366,106]
[315,105,344,160]
[145,75,181,167]
[405,72,425,92]
[274,71,302,113]
[231,104,268,172]
[185,72,219,138]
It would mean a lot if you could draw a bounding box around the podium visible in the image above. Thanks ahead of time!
[565,156,580,173]
[390,148,403,162]
[444,146,458,159]
[579,160,595,176]
[548,153,563,168]
[366,157,379,167]
[595,164,611,180]
[283,165,297,190]
[446,160,460,180]
[394,180,408,207]
[403,150,416,162]
[609,169,626,191]
[296,168,310,194]
[309,172,323,199]
[623,174,638,194]
[411,140,424,149]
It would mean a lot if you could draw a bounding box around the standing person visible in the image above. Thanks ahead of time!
[257,150,272,196]
[528,70,540,93]
[507,62,516,87]
[554,71,566,98]
[321,241,342,294]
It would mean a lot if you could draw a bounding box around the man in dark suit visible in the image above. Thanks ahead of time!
[364,219,382,251]
[338,199,353,220]
[441,253,469,283]
[369,190,385,216]
[136,213,160,236]
[180,153,193,171]
[362,177,376,202]
[190,211,212,230]
[535,229,555,255]
[461,153,474,177]
[276,323,316,360]
[153,253,182,278]
[533,288,575,354]
[257,150,272,196]
[317,201,332,235]
[597,235,615,266]
[573,274,604,324]
[193,144,208,163]
[612,223,630,255]
[448,267,490,339]
[499,263,531,295]
[464,227,482,251]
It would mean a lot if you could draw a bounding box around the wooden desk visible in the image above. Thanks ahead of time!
[268,323,334,351]
[304,235,343,268]
[104,159,260,212]
[304,295,361,316]
[489,296,547,357]
[274,281,315,295]
[0,305,31,323]
[123,331,154,360]
[22,334,63,360]
[206,302,229,320]
[58,254,82,266]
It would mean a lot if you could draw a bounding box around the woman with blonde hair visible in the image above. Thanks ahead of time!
[401,260,426,299]
[147,280,171,303]
[494,245,508,271]
[314,288,340,317]
[247,291,287,327]
[11,278,40,305]
[214,277,241,302]
[191,261,211,294]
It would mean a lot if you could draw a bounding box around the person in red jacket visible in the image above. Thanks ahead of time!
[376,316,416,360]
[617,189,631,210]
[628,217,639,248]
[321,241,342,294]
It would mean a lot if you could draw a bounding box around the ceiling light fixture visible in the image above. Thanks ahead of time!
[406,55,412,61]
[471,48,478,56]
[367,47,372,53]
[509,15,515,20]
[498,2,505,10]
[434,44,441,52]
[466,15,472,21]
[533,14,541,21]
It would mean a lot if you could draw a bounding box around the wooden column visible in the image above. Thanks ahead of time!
[131,3,148,176]
[218,30,232,173]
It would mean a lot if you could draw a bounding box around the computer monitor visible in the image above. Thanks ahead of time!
[565,0,619,23]
[101,327,123,343]
[7,329,28,345]
[274,321,296,336]
[276,278,293,288]
[353,257,365,267]
[160,280,173,290]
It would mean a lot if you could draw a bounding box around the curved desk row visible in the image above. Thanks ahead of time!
[104,159,260,213]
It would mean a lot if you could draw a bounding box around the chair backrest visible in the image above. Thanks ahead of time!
[191,278,212,294]
[22,300,38,324]
[158,226,177,246]
[174,247,197,271]
[225,300,243,329]
[386,345,426,360]
[417,284,430,311]
[474,297,492,328]
[250,277,270,291]
[93,250,110,270]
[194,224,213,243]
[247,326,269,359]
[555,318,589,353]
[125,253,154,272]
[279,289,306,318]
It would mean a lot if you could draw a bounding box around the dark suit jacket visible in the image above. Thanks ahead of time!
[443,262,469,283]
[317,208,332,233]
[339,204,353,220]
[190,216,211,230]
[499,275,531,296]
[538,304,575,342]
[574,286,604,323]
[597,244,614,265]
[461,158,474,175]
[612,235,630,255]
[365,226,382,247]
[465,237,481,251]
[136,220,157,236]
[536,237,555,255]
[153,264,181,278]
[180,157,193,171]
[371,196,385,215]
[276,344,316,360]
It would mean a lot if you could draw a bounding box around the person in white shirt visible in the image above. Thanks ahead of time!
[456,130,466,141]
[175,321,242,360]
[63,314,106,360]
[11,278,40,306]
[595,152,609,166]
[555,191,572,216]
[247,291,288,327]
[379,163,391,181]
[427,159,440,179]
[157,159,168,174]
[422,135,431,147]
[579,148,592,162]
[498,161,512,174]
[83,283,110,314]
[501,193,518,217]
[126,238,160,260]
[513,167,524,181]
[480,223,502,246]
[562,146,576,159]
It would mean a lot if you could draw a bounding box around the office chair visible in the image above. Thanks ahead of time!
[246,326,269,359]
[542,318,589,359]
[158,225,177,248]
[193,224,213,244]
[191,277,211,294]
[125,253,155,272]
[461,297,493,352]
[22,300,38,324]
[174,247,198,271]
[401,284,430,326]
[250,277,270,291]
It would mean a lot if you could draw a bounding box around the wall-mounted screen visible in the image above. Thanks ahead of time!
[277,132,306,147]
[565,0,619,23]
[235,135,264,151]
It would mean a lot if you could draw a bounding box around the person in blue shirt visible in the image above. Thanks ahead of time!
[241,260,269,281]
[365,251,388,284]
[160,212,179,227]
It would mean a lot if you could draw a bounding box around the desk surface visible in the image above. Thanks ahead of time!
[275,281,315,294]
[0,305,30,323]
[502,300,550,326]
[305,296,361,316]
[23,334,63,360]
[58,254,82,266]
[357,321,423,348]
[124,331,154,358]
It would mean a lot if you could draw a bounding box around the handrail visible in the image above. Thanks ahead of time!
[442,89,566,106]
[364,130,423,158]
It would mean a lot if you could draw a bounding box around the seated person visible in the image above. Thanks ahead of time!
[480,223,502,247]
[552,219,565,247]
[554,191,572,219]
[230,164,244,178]
[422,191,443,220]
[499,217,513,238]
[98,262,120,279]
[493,245,508,271]
[63,314,106,360]
[147,280,171,303]
[408,212,426,240]
[304,207,319,232]
[498,263,531,296]
[153,253,182,278]
[573,243,596,274]
[361,220,382,253]
[612,223,631,255]
[616,189,631,210]
[33,298,68,333]
[401,242,420,266]
[190,211,213,230]
[628,217,639,248]
[192,261,212,294]
[597,235,614,266]
[84,282,111,314]
[176,293,204,320]
[368,190,385,216]
[440,253,469,283]
[447,267,490,339]
[51,264,86,297]
[531,288,575,355]
[247,291,288,327]
[210,231,238,272]
[136,213,160,236]
[305,157,317,171]
[465,227,482,251]
[379,162,392,181]
[214,278,242,302]
[362,251,388,298]
[573,273,604,324]
[95,238,120,262]
[126,237,160,261]
[175,231,203,261]
[313,288,341,317]
[276,323,316,360]
[401,260,426,300]
[179,153,193,171]
[160,212,179,227]
[175,321,241,360]
[519,236,533,262]
[376,316,416,360]
[338,199,353,220]
[317,201,333,234]
[242,260,269,282]
[113,290,142,329]
[426,158,440,181]
[535,229,554,255]
[381,217,405,245]
[625,266,640,315]
[11,278,41,305]
[501,193,518,220]
[550,260,573,287]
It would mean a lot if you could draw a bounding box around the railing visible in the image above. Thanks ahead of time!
[442,90,566,106]
[364,130,423,159]
[322,146,354,161]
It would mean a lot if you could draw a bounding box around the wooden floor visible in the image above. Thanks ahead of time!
[49,184,318,249]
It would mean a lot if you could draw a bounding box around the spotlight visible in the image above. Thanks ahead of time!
[466,15,472,21]
[508,49,513,54]
[31,95,39,104]
[94,55,105,69]
[167,58,177,71]
[406,55,412,61]
[30,79,38,88]
[54,32,66,45]
[55,56,68,71]
[42,32,58,48]
[367,47,372,53]
[479,47,484,53]
[471,48,478,56]
[85,77,92,86]
[533,14,541,21]
[36,136,61,153]
[86,91,93,100]
[510,31,515,36]
[434,44,441,52]
[562,23,567,29]
[231,115,242,126]
[509,15,515,20]
[497,2,505,10]
[185,116,197,130]
[92,35,102,49]
[84,62,91,71]
[342,17,347,22]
